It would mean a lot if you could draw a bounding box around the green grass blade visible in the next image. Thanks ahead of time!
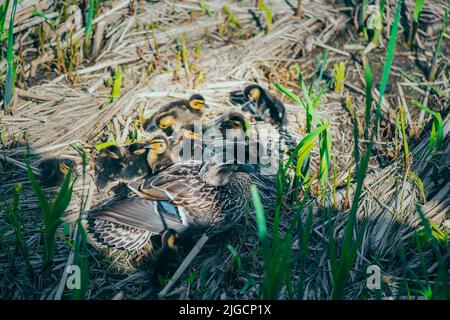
[363,64,373,141]
[110,67,123,103]
[274,83,322,125]
[26,161,51,222]
[83,0,94,54]
[250,184,267,245]
[4,0,17,109]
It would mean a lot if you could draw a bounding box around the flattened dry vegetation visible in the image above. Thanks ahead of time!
[0,0,449,300]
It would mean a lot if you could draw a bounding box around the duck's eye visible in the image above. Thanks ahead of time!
[248,88,260,100]
[184,130,200,140]
[158,116,175,129]
[189,100,205,110]
[59,163,70,174]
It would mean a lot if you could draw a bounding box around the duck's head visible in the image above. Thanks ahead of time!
[145,135,173,173]
[244,84,263,101]
[199,152,255,187]
[187,94,207,111]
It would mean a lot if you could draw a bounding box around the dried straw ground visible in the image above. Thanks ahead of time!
[0,0,448,299]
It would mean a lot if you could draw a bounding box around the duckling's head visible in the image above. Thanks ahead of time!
[219,112,250,140]
[146,135,173,173]
[58,159,74,175]
[39,158,75,187]
[105,145,126,160]
[128,142,148,156]
[161,229,179,249]
[244,84,263,101]
[187,94,207,111]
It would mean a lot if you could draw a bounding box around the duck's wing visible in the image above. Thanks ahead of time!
[140,162,216,211]
[90,197,187,250]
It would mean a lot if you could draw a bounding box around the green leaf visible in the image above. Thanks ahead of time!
[250,185,267,244]
[4,0,17,109]
[363,64,373,141]
[94,140,117,151]
[274,83,322,125]
[26,161,51,222]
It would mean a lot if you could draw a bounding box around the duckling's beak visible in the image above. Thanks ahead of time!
[204,104,210,109]
[144,143,152,149]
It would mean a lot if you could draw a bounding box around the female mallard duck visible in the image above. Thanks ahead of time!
[89,155,254,251]
[243,84,287,126]
[144,94,207,137]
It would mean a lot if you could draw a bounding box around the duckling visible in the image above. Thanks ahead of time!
[150,229,181,286]
[120,142,152,179]
[95,145,128,189]
[39,158,75,187]
[204,111,251,143]
[144,94,207,136]
[176,124,204,162]
[145,135,176,173]
[206,111,299,172]
[243,84,288,126]
[89,153,255,251]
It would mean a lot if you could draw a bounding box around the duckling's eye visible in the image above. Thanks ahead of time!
[189,100,205,110]
[151,141,167,153]
[59,163,70,174]
[158,116,175,129]
[248,88,260,100]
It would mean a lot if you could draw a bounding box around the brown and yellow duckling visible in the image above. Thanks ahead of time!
[144,127,205,172]
[96,143,151,189]
[204,111,251,143]
[150,229,181,286]
[243,84,287,126]
[144,135,176,173]
[120,142,152,179]
[39,158,75,187]
[144,94,207,138]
